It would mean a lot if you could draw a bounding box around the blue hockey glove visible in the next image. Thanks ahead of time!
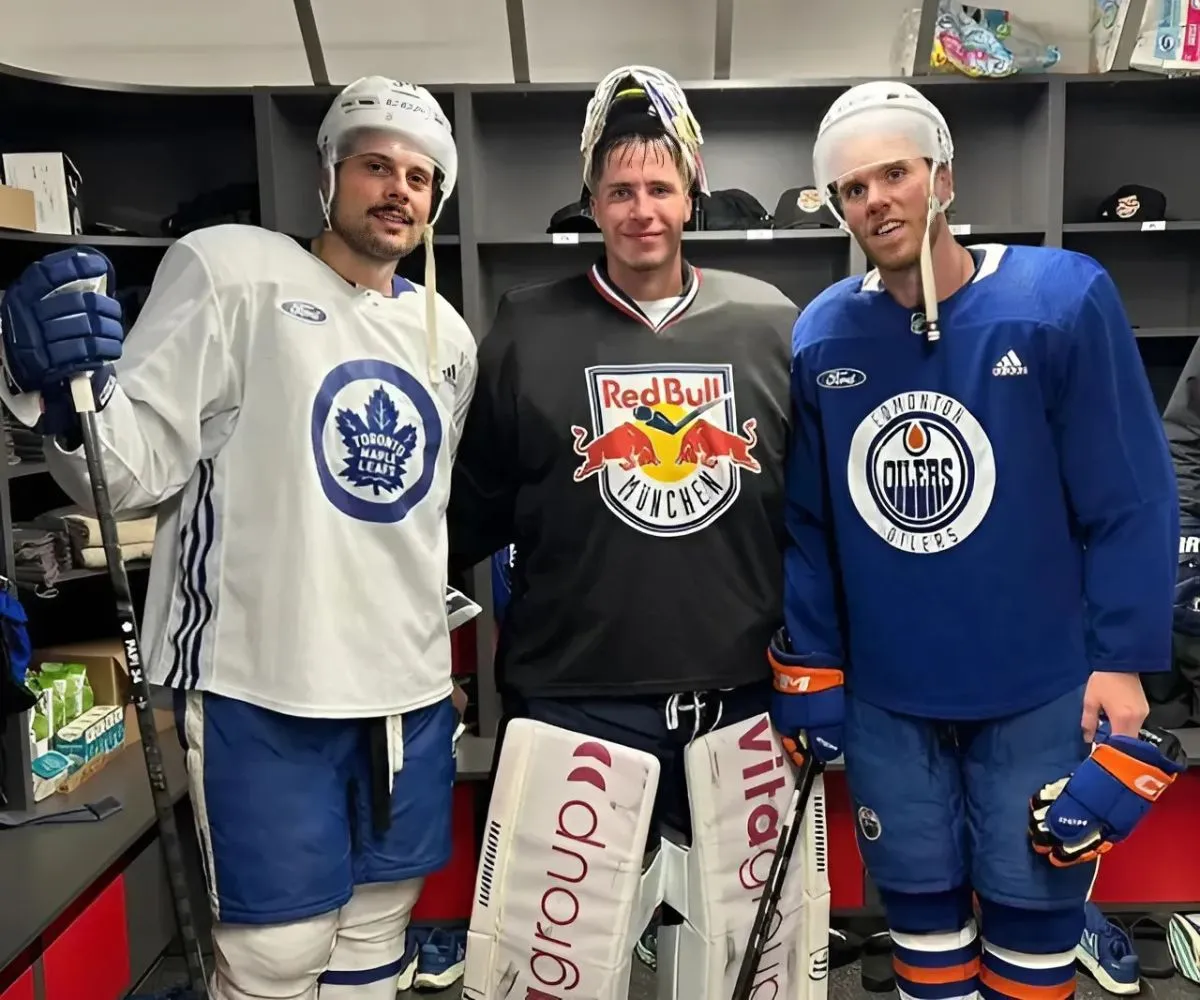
[0,246,124,392]
[767,628,844,767]
[1029,721,1187,867]
[0,247,124,441]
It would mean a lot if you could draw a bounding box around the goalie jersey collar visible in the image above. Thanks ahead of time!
[586,256,702,332]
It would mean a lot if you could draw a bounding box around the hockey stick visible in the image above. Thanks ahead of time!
[69,370,209,998]
[731,746,825,1000]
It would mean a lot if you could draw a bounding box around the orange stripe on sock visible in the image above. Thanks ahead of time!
[979,965,1076,1000]
[893,956,981,986]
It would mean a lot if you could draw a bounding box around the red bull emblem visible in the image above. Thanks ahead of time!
[570,363,759,537]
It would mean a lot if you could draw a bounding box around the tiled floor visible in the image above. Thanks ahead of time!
[138,951,1200,999]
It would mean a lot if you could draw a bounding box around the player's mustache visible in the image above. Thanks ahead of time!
[369,204,414,224]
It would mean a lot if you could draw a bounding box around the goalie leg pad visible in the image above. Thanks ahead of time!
[462,717,661,1000]
[656,712,831,1000]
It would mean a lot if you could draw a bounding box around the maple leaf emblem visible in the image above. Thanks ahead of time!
[334,385,417,495]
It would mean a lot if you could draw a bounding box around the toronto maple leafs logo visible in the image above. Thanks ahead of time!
[335,385,418,495]
[311,359,444,524]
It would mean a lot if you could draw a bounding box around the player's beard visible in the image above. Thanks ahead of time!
[332,202,423,262]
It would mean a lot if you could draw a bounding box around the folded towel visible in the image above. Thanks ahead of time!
[76,541,154,570]
[36,506,157,550]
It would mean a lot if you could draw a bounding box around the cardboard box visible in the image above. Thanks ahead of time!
[0,183,36,232]
[33,638,128,706]
[55,704,125,762]
[0,152,82,235]
[27,638,174,799]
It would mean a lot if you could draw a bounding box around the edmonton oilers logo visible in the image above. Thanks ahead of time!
[848,393,995,554]
[866,415,972,534]
[310,359,443,524]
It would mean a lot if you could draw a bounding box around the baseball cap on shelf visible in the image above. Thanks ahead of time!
[773,185,839,229]
[546,196,599,234]
[1097,184,1167,223]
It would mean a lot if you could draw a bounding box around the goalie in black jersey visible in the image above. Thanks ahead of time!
[449,66,829,1000]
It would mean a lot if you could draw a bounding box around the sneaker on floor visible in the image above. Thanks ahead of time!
[1077,901,1141,995]
[398,925,428,992]
[634,924,657,972]
[414,926,466,991]
[1167,912,1200,986]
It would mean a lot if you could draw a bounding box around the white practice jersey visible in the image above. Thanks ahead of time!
[41,224,478,718]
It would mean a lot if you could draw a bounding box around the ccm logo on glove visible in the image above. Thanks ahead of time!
[766,629,845,766]
[1091,742,1174,800]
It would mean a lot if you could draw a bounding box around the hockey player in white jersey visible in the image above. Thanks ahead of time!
[0,76,477,1000]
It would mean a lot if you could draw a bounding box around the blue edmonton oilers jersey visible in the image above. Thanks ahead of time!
[785,243,1179,719]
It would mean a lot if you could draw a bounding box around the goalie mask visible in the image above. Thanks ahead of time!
[813,81,954,342]
[580,65,709,197]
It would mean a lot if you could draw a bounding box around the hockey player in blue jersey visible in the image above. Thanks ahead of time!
[766,80,1187,1000]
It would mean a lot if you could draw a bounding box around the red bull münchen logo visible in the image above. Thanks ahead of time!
[570,363,759,537]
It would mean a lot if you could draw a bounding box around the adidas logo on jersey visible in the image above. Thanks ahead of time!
[992,350,1027,376]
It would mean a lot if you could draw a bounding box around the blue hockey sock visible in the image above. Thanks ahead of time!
[977,898,1082,1000]
[878,887,981,1000]
[891,922,982,1000]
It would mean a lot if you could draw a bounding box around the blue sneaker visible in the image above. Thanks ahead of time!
[414,926,466,991]
[1077,902,1140,995]
[398,925,428,992]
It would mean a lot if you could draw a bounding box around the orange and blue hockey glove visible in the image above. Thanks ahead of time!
[767,628,845,767]
[1029,720,1187,867]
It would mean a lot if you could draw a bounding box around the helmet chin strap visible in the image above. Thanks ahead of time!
[422,224,440,384]
[919,170,955,344]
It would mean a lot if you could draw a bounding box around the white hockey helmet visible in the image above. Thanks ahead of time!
[317,76,458,385]
[813,81,953,202]
[317,75,457,226]
[814,82,956,344]
[580,65,709,195]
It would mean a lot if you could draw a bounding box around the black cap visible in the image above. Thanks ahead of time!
[773,186,839,229]
[547,197,599,235]
[1097,184,1167,223]
[601,83,662,136]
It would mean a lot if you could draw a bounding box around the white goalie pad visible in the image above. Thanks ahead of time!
[656,712,831,1000]
[462,718,661,1000]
